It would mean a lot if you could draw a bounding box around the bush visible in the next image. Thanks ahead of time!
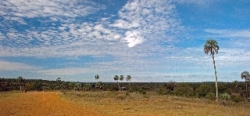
[157,88,165,95]
[138,89,146,95]
[173,83,194,97]
[231,95,244,103]
[206,92,215,100]
[219,93,231,100]
[196,84,214,98]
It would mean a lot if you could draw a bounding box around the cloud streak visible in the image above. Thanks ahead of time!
[205,29,250,38]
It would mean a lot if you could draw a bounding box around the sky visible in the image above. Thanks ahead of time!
[0,0,250,82]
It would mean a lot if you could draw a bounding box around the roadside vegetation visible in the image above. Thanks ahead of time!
[0,76,249,103]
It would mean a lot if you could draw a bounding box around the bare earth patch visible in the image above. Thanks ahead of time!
[0,92,99,116]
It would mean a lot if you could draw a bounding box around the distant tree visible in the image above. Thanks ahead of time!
[18,76,25,92]
[95,75,100,80]
[241,71,250,90]
[120,75,124,81]
[204,39,219,101]
[95,75,100,88]
[56,77,62,90]
[114,75,120,91]
[126,75,132,85]
[68,82,75,90]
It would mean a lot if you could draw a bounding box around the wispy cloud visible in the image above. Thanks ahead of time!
[205,29,250,38]
[0,61,40,71]
[1,0,105,18]
[112,0,182,47]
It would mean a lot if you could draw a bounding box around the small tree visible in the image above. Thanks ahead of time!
[241,71,250,90]
[114,75,120,91]
[95,75,100,88]
[120,75,124,81]
[18,76,25,92]
[95,75,100,80]
[56,77,62,90]
[126,75,132,85]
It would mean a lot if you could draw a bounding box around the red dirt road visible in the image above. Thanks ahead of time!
[0,92,99,116]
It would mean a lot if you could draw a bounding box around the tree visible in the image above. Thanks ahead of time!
[204,39,219,101]
[120,75,124,81]
[126,75,132,85]
[18,76,25,92]
[114,75,120,91]
[56,77,62,90]
[241,71,250,90]
[95,75,100,80]
[95,75,100,88]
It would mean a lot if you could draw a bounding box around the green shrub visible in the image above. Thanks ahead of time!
[196,84,214,98]
[173,83,194,97]
[231,95,244,103]
[219,93,231,100]
[206,92,215,100]
[138,89,146,95]
[157,88,165,95]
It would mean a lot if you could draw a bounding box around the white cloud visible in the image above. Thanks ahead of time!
[38,68,90,75]
[205,29,250,38]
[0,61,39,71]
[173,0,214,6]
[112,0,182,47]
[0,0,105,18]
[123,31,144,47]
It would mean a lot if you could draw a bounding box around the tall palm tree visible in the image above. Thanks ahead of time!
[114,75,120,91]
[241,71,250,90]
[95,75,100,80]
[126,75,132,85]
[95,75,100,88]
[204,39,219,101]
[120,75,124,81]
[18,76,24,91]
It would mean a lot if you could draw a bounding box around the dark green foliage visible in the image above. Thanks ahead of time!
[173,83,194,97]
[196,84,214,97]
[138,89,146,95]
[206,92,215,100]
[231,94,244,103]
[0,78,249,102]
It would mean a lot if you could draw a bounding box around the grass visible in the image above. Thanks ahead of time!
[61,91,250,116]
[0,91,18,99]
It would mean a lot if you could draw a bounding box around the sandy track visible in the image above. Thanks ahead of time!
[0,92,99,116]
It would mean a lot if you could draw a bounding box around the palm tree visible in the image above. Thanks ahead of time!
[114,75,120,91]
[126,75,132,85]
[95,75,100,88]
[241,71,250,90]
[18,76,25,92]
[204,39,219,101]
[95,75,100,80]
[56,77,62,90]
[120,75,124,81]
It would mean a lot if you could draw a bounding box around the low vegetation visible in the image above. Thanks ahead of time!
[0,77,249,103]
[61,91,250,116]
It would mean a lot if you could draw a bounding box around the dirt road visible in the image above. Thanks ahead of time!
[0,92,99,116]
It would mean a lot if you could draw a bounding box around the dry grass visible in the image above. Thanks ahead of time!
[1,91,249,116]
[62,91,250,116]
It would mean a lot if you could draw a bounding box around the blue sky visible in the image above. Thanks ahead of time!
[0,0,250,82]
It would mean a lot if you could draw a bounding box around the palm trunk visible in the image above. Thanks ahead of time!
[117,80,120,91]
[212,55,219,101]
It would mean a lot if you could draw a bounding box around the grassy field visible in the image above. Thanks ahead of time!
[0,91,250,116]
[61,91,250,116]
